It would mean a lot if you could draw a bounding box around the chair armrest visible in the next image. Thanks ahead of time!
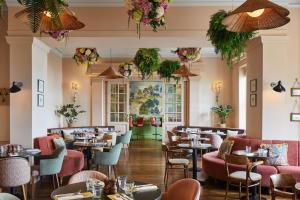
[250,160,264,169]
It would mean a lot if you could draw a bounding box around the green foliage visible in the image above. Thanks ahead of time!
[158,60,181,82]
[207,10,255,68]
[211,105,233,124]
[133,48,161,80]
[56,104,85,126]
[16,0,67,33]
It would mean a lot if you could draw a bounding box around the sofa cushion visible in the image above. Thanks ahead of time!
[217,139,234,160]
[276,166,300,181]
[260,143,289,166]
[230,137,250,152]
[34,135,60,155]
[53,138,68,156]
[227,130,239,138]
[272,140,298,166]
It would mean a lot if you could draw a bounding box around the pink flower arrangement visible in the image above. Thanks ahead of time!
[73,48,100,66]
[174,48,201,63]
[47,30,70,42]
[125,0,172,37]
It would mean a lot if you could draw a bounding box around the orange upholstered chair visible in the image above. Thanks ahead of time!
[161,179,201,200]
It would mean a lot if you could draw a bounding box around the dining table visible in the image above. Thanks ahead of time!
[177,143,212,180]
[232,150,274,200]
[0,148,41,159]
[51,181,161,200]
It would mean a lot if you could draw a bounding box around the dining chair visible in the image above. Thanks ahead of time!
[270,174,296,200]
[0,193,21,200]
[161,178,200,200]
[162,143,189,188]
[31,147,65,199]
[68,170,108,184]
[116,131,132,156]
[94,143,122,179]
[225,154,263,200]
[135,117,144,140]
[103,132,117,147]
[0,157,31,200]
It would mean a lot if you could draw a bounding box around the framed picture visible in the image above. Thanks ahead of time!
[37,79,44,93]
[37,94,44,107]
[291,88,300,97]
[250,79,257,93]
[290,113,300,122]
[250,94,257,107]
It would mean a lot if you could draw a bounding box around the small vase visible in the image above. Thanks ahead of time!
[67,123,73,128]
[220,123,226,128]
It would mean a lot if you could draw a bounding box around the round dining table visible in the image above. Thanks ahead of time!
[0,148,41,159]
[51,181,161,200]
[177,143,212,180]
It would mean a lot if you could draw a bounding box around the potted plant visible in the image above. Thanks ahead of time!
[211,105,233,128]
[207,10,255,68]
[133,48,161,80]
[56,104,86,127]
[157,60,181,82]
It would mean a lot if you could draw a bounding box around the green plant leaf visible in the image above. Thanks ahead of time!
[158,60,181,83]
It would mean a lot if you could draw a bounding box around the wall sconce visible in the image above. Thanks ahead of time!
[271,81,286,93]
[71,82,79,102]
[213,80,223,104]
[0,82,23,103]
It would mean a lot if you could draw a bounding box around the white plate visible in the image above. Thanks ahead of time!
[26,149,41,153]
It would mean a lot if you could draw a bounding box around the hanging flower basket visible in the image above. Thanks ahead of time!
[118,62,134,78]
[125,0,171,37]
[73,48,100,66]
[174,48,201,63]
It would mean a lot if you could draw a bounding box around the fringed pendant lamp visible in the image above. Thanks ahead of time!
[173,64,198,78]
[222,0,290,32]
[98,66,124,79]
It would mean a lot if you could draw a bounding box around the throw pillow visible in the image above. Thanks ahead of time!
[62,130,75,141]
[217,139,235,160]
[53,138,68,156]
[260,143,289,166]
[227,130,239,137]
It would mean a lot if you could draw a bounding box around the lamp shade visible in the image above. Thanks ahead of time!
[172,65,198,78]
[222,0,290,32]
[98,66,124,79]
[10,82,23,93]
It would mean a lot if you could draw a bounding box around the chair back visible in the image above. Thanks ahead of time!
[129,116,134,128]
[150,117,156,126]
[39,147,65,176]
[210,134,223,149]
[94,143,123,166]
[162,179,200,200]
[136,117,144,126]
[68,170,108,184]
[270,174,296,188]
[0,157,31,187]
[120,131,132,145]
[0,193,21,200]
[167,131,177,144]
[225,154,251,178]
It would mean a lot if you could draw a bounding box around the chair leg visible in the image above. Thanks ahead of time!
[108,166,112,178]
[31,176,36,200]
[52,175,56,189]
[246,184,249,200]
[55,174,60,188]
[225,181,229,200]
[258,182,261,200]
[60,177,63,185]
[239,182,242,199]
[164,167,169,188]
[22,184,27,200]
[112,166,117,179]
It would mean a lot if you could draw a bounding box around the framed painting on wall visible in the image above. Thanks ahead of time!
[291,88,300,97]
[290,113,300,122]
[37,94,44,107]
[250,94,257,107]
[37,79,44,93]
[250,79,257,93]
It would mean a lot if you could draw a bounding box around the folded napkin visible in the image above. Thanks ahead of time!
[107,194,133,200]
[54,192,92,200]
[133,185,158,192]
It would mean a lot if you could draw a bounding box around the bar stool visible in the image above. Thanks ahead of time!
[151,117,162,140]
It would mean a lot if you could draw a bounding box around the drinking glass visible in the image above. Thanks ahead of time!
[124,180,135,195]
[117,176,127,191]
[93,181,103,199]
[86,178,94,192]
[245,146,251,153]
[0,145,5,154]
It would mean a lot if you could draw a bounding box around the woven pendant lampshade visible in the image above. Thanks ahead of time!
[222,0,290,32]
[173,64,198,78]
[98,66,124,79]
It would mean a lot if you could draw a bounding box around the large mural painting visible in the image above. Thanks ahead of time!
[129,81,163,117]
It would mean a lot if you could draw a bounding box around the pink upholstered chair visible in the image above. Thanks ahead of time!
[68,170,108,184]
[161,179,201,200]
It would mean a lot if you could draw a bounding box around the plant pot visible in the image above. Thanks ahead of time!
[67,123,73,128]
[220,123,226,128]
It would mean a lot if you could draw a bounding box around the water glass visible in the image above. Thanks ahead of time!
[93,181,103,199]
[0,145,5,153]
[86,178,94,192]
[124,180,135,195]
[117,176,127,191]
[245,146,252,153]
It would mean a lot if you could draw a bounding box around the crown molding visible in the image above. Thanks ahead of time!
[5,0,299,7]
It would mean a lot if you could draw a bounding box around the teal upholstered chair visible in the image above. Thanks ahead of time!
[116,131,132,155]
[0,193,20,200]
[94,143,122,178]
[31,147,65,199]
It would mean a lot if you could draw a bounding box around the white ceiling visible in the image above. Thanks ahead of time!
[6,0,300,7]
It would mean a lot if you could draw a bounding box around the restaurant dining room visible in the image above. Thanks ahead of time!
[1,0,300,200]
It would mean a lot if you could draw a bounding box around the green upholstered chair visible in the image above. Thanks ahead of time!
[116,131,132,155]
[0,193,20,200]
[31,147,65,199]
[94,143,122,179]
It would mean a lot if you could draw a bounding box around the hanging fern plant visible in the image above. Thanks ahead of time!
[158,60,181,83]
[133,48,161,80]
[207,10,255,68]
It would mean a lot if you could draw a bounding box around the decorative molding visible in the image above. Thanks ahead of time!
[6,0,299,7]
[32,38,51,53]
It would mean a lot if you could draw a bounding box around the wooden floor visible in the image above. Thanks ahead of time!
[32,140,288,200]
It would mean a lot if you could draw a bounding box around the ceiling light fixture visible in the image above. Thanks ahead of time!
[98,49,124,79]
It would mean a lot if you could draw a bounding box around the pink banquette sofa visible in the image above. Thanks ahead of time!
[203,136,300,187]
[34,135,84,178]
